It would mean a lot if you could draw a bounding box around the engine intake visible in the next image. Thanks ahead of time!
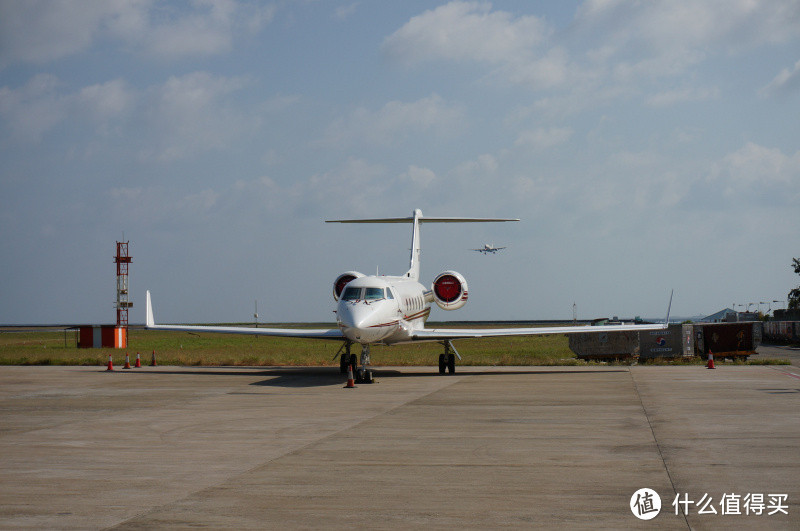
[432,270,468,311]
[333,271,364,301]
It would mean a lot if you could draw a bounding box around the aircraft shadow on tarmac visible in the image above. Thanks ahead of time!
[111,366,628,388]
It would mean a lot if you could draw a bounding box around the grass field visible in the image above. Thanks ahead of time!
[0,326,786,366]
[0,326,577,366]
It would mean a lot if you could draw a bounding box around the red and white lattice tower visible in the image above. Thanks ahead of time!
[115,241,132,327]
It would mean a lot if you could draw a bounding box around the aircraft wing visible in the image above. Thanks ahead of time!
[415,290,673,341]
[412,321,667,341]
[145,291,345,340]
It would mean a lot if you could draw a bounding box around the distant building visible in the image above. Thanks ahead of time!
[698,308,759,323]
[699,308,736,323]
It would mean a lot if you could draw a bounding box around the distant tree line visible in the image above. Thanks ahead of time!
[790,257,800,311]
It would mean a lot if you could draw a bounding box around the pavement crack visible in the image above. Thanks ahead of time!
[629,369,691,530]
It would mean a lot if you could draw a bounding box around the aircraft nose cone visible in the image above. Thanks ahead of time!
[337,302,388,343]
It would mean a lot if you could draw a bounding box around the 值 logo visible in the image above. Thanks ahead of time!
[631,488,662,520]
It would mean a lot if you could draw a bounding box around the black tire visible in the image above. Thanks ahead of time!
[439,354,446,374]
[447,353,455,374]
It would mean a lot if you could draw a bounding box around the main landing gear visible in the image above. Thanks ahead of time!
[337,342,374,384]
[438,340,460,374]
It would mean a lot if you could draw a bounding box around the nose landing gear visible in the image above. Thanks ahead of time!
[337,342,374,383]
[357,344,374,384]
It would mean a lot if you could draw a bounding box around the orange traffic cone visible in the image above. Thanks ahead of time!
[123,352,132,369]
[134,352,141,368]
[106,354,114,371]
[706,351,715,369]
[150,350,157,366]
[344,364,356,388]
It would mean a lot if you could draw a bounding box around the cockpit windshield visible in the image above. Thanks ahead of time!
[342,287,361,301]
[341,286,388,302]
[364,287,385,300]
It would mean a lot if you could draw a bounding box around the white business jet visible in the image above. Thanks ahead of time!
[146,209,669,379]
[472,244,506,254]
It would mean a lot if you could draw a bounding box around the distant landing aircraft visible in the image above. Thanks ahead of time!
[472,244,506,254]
[146,209,670,380]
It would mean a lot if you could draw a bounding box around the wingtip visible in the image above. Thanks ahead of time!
[664,289,674,326]
[146,290,154,328]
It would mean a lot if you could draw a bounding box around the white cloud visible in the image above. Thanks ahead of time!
[400,165,436,188]
[575,0,800,79]
[714,142,799,186]
[305,158,390,213]
[0,1,114,68]
[760,59,800,97]
[0,70,255,159]
[0,74,66,142]
[0,0,277,68]
[177,188,219,212]
[706,142,800,206]
[578,0,799,52]
[324,94,465,146]
[454,153,498,177]
[0,75,135,142]
[334,3,359,21]
[76,79,136,123]
[514,127,572,150]
[382,1,549,66]
[140,71,254,160]
[646,86,720,107]
[384,0,800,106]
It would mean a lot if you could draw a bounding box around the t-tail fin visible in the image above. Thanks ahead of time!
[326,209,519,281]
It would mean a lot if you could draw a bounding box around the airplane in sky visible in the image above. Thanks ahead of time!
[146,209,670,380]
[472,244,506,254]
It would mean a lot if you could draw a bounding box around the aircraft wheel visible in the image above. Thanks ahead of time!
[339,354,348,374]
[447,353,455,374]
[349,354,358,373]
[438,354,446,374]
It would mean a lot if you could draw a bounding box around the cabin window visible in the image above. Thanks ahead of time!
[386,288,394,300]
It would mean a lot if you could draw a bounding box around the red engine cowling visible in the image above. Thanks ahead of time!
[333,271,364,301]
[432,270,468,310]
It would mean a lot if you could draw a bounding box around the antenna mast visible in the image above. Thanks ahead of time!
[115,240,132,327]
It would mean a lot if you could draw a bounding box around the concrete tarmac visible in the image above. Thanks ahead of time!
[1,364,798,529]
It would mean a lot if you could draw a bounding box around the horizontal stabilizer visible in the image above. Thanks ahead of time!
[326,216,518,223]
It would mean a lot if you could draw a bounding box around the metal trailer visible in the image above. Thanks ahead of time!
[637,324,688,359]
[682,322,761,360]
[568,330,639,360]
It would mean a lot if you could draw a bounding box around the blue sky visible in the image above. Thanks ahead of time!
[1,1,799,325]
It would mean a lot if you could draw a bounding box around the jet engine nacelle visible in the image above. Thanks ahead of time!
[333,271,364,301]
[432,270,468,311]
